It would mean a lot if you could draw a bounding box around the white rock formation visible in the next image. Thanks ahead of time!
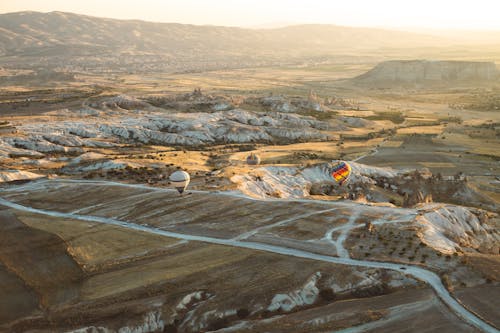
[231,161,398,199]
[67,152,107,166]
[64,160,129,173]
[176,291,208,311]
[66,310,164,333]
[416,204,499,254]
[267,272,321,312]
[0,170,45,182]
[0,141,44,158]
[3,108,330,160]
[4,136,82,154]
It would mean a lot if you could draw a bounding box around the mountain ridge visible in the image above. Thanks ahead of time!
[0,10,451,57]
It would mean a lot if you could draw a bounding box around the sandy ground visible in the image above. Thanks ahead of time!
[454,285,500,328]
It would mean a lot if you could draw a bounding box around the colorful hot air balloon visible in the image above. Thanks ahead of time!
[330,161,351,185]
[246,153,261,165]
[169,170,190,195]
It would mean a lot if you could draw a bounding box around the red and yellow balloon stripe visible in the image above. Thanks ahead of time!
[331,161,351,184]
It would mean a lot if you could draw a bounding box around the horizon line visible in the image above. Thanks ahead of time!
[2,10,500,33]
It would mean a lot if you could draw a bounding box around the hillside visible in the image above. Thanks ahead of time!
[0,11,451,55]
[0,11,453,73]
[353,60,499,87]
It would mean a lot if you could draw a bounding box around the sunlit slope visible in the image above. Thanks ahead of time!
[0,11,449,57]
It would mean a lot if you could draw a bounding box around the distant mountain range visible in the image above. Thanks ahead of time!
[0,11,452,57]
[1,11,499,75]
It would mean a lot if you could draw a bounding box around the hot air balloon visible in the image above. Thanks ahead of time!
[330,161,351,186]
[246,153,261,165]
[169,170,190,195]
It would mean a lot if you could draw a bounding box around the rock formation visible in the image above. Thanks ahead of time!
[354,60,498,87]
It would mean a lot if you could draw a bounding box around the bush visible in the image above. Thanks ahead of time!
[207,317,230,331]
[237,144,257,152]
[236,308,250,319]
[441,274,453,290]
[319,288,336,302]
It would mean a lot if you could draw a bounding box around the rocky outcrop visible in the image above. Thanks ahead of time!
[416,205,499,254]
[7,108,330,156]
[68,310,164,333]
[4,136,83,154]
[245,95,324,113]
[62,160,129,174]
[0,141,44,158]
[354,60,498,86]
[232,161,496,212]
[143,89,235,112]
[0,170,45,182]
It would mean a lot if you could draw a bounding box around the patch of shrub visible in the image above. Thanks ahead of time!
[236,308,250,319]
[319,288,336,302]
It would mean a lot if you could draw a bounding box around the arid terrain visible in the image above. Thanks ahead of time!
[0,11,499,333]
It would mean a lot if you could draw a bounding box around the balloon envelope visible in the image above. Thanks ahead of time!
[169,170,190,194]
[330,161,351,185]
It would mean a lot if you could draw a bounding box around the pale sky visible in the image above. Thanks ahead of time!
[1,0,500,30]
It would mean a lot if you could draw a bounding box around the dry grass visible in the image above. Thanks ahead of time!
[397,125,444,135]
[454,284,500,328]
[16,211,180,270]
[124,149,213,172]
[80,243,254,300]
[229,142,341,165]
[439,132,500,158]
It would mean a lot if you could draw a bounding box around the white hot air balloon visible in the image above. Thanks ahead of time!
[169,170,190,195]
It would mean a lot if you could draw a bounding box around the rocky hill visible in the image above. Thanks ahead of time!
[232,162,498,212]
[354,60,499,87]
[1,96,329,150]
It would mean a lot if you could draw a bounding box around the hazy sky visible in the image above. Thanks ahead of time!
[1,0,500,30]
